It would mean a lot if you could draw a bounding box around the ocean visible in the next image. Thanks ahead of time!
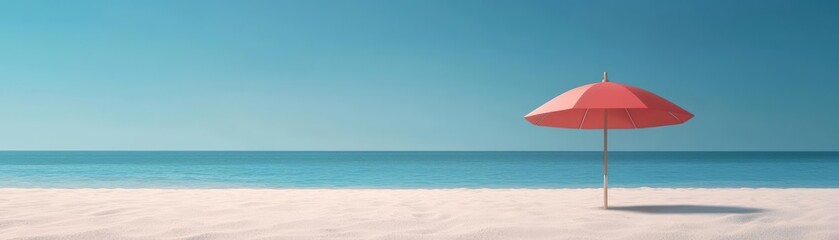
[0,151,837,188]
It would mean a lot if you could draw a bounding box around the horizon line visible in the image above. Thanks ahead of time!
[0,150,836,153]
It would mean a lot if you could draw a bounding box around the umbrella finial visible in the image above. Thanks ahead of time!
[603,72,609,82]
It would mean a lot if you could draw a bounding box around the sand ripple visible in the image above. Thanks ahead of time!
[0,188,837,240]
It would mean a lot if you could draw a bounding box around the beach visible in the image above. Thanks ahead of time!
[1,188,837,240]
[3,0,837,239]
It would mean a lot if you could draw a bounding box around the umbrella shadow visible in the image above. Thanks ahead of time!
[608,204,766,214]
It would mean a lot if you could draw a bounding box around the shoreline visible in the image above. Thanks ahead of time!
[2,188,837,239]
[2,187,838,190]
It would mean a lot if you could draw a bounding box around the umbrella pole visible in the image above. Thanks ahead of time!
[603,110,608,209]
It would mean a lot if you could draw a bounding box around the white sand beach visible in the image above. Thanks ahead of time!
[1,188,837,240]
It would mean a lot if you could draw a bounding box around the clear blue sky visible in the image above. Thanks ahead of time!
[1,0,837,151]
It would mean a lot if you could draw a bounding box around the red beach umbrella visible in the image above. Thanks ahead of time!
[525,72,693,209]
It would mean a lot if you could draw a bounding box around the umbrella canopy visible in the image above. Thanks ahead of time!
[525,73,693,129]
[525,72,693,208]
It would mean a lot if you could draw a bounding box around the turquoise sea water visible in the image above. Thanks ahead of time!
[0,151,837,188]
